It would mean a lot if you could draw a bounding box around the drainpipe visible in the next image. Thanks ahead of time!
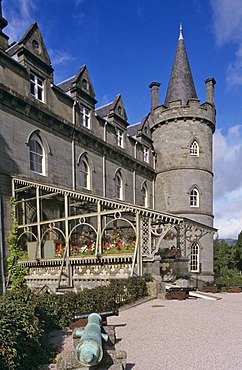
[133,170,136,205]
[0,198,6,293]
[72,100,78,190]
[133,141,137,204]
[103,121,107,197]
[152,151,157,209]
[134,141,137,159]
[103,154,106,197]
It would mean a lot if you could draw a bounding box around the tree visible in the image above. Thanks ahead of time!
[213,239,237,276]
[235,231,242,271]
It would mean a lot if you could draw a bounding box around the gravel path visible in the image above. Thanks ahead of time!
[108,293,242,370]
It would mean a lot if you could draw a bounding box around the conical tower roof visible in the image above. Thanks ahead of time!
[164,25,197,107]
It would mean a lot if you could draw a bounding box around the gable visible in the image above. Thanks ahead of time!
[74,65,96,99]
[8,22,52,69]
[138,115,152,140]
[112,94,128,121]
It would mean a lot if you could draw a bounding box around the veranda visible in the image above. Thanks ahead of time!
[13,177,213,292]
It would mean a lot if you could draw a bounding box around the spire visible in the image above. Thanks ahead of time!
[164,25,197,107]
[179,23,183,40]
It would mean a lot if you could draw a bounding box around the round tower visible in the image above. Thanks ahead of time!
[150,26,216,281]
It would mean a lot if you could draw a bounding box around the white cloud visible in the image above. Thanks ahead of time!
[97,95,111,107]
[213,126,242,238]
[49,49,76,67]
[210,0,242,87]
[210,0,242,46]
[4,0,37,42]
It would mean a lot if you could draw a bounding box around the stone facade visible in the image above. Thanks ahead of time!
[0,2,216,291]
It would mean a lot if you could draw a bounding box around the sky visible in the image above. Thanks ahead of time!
[2,0,242,239]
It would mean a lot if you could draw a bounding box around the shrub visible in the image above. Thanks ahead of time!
[0,288,52,370]
[0,276,148,369]
[215,267,242,287]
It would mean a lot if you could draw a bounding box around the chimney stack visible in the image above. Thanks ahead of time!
[205,77,216,106]
[149,81,161,110]
[0,0,9,50]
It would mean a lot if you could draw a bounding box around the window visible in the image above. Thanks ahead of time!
[141,182,148,207]
[143,147,149,163]
[190,140,199,156]
[29,134,45,175]
[116,129,123,148]
[30,72,44,101]
[190,242,199,272]
[190,187,199,207]
[115,170,123,200]
[80,106,90,129]
[79,155,90,189]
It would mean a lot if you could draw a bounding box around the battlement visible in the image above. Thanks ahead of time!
[151,98,216,132]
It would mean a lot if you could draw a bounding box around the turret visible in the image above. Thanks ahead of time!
[151,25,216,281]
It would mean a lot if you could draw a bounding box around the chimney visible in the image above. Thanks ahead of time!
[149,81,160,110]
[205,77,216,106]
[0,0,9,50]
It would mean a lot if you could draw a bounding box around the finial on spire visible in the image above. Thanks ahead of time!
[179,23,183,40]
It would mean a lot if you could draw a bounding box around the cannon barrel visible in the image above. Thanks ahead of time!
[74,313,108,367]
[74,309,119,321]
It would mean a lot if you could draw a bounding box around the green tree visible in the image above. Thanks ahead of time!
[213,238,237,276]
[235,230,242,271]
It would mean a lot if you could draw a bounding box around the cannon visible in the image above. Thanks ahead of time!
[74,312,109,367]
[74,309,119,322]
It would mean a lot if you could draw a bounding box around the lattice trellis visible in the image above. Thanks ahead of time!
[141,216,150,255]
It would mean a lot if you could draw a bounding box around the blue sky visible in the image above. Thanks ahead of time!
[2,0,242,239]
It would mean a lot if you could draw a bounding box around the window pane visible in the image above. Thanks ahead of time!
[115,172,122,199]
[190,189,199,207]
[190,243,199,272]
[30,72,44,102]
[80,106,90,129]
[38,88,43,100]
[80,158,89,188]
[30,81,35,95]
[29,138,43,174]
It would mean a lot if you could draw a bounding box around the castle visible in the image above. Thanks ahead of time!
[0,1,216,292]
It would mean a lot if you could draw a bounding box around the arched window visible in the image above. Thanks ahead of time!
[115,170,123,200]
[79,154,90,189]
[190,140,199,156]
[190,187,199,207]
[141,182,148,207]
[29,134,45,175]
[190,242,199,272]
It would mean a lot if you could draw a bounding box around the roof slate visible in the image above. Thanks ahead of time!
[164,34,197,106]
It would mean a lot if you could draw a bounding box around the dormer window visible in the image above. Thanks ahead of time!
[116,129,123,148]
[30,72,44,102]
[143,146,149,163]
[80,106,90,129]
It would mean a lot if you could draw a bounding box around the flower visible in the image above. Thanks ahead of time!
[102,227,136,254]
